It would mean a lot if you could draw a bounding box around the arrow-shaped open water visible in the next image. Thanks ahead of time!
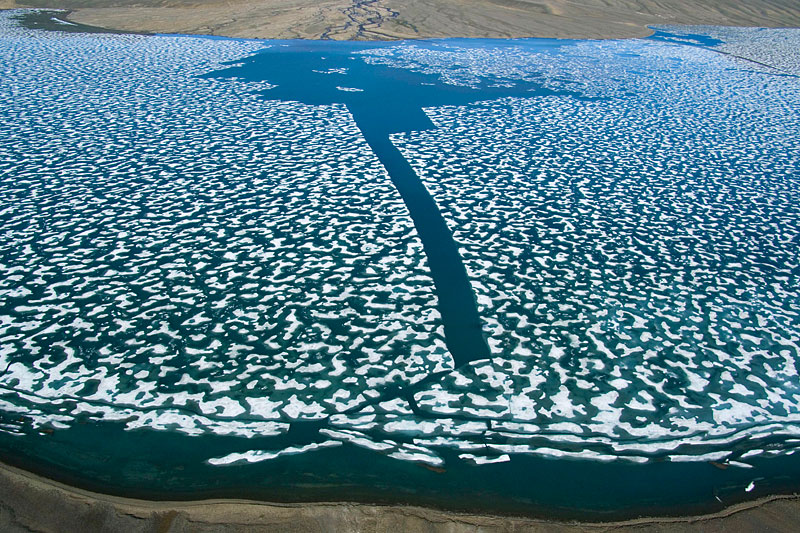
[205,40,565,373]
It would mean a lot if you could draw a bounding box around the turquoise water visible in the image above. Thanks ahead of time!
[1,10,800,518]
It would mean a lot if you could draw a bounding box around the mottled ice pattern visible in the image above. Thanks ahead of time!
[389,34,800,464]
[0,12,447,448]
[2,10,800,468]
[654,25,800,76]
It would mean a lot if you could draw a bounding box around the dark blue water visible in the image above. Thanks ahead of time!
[3,416,800,520]
[203,40,574,370]
[647,28,725,48]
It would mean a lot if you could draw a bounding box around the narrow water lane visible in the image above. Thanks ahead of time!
[352,113,491,368]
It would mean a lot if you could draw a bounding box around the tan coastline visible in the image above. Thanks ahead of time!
[0,460,798,532]
[1,0,800,40]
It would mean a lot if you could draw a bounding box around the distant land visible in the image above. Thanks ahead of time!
[2,0,800,40]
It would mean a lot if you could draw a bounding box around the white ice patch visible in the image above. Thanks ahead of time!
[207,440,343,465]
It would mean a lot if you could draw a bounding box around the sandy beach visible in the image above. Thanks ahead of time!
[0,0,799,40]
[0,460,798,532]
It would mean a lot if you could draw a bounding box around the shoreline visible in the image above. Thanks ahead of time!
[4,0,800,41]
[5,5,800,45]
[1,460,800,531]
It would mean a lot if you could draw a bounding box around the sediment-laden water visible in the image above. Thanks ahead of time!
[1,10,799,518]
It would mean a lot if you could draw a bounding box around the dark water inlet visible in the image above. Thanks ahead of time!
[353,118,491,367]
[205,40,564,368]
